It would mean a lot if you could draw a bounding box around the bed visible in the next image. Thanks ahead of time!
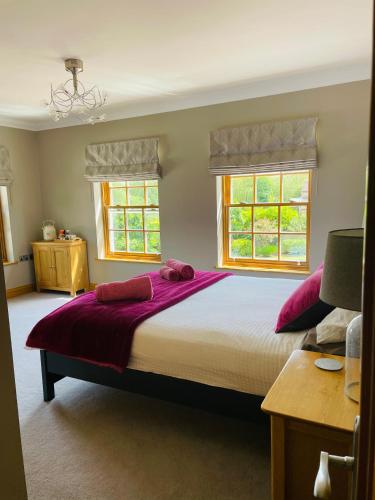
[34,274,308,420]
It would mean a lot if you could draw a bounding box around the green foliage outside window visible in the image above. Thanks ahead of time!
[106,180,161,257]
[226,172,309,264]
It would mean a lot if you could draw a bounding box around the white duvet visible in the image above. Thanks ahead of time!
[128,275,306,396]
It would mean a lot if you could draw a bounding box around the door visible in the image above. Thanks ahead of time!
[52,247,70,289]
[35,245,54,288]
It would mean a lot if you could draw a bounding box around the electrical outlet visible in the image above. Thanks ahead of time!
[19,255,29,262]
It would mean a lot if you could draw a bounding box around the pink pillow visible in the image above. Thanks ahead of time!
[275,264,334,333]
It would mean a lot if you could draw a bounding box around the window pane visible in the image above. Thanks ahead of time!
[144,209,160,230]
[282,172,309,202]
[128,187,145,206]
[109,231,126,252]
[127,181,144,187]
[145,180,158,187]
[108,208,125,230]
[110,188,126,206]
[146,187,159,205]
[127,231,144,253]
[280,206,307,232]
[255,175,280,203]
[126,209,143,230]
[109,182,126,188]
[280,234,307,262]
[229,234,252,258]
[229,207,252,232]
[231,177,254,204]
[254,206,278,232]
[146,232,161,254]
[254,234,278,260]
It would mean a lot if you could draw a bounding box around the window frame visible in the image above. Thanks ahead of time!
[221,170,311,273]
[0,192,8,263]
[101,181,161,263]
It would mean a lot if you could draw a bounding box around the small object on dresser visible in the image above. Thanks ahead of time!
[62,229,78,240]
[58,229,65,240]
[314,357,343,371]
[42,220,57,241]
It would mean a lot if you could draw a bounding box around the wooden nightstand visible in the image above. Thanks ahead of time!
[261,350,358,500]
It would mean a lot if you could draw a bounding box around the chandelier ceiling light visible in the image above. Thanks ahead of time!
[46,58,107,124]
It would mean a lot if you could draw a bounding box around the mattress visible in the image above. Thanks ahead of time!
[128,275,306,396]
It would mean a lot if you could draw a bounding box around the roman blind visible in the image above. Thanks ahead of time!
[209,117,318,175]
[0,146,12,186]
[85,137,161,182]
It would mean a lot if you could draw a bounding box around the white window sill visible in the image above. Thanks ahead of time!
[216,264,310,275]
[96,257,162,265]
[3,260,18,267]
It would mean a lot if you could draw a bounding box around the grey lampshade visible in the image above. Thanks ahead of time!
[320,228,364,311]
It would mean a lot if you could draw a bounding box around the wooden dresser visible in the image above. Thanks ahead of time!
[261,350,358,500]
[32,240,89,296]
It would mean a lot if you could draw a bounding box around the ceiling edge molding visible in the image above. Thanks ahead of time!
[0,115,40,132]
[0,60,371,132]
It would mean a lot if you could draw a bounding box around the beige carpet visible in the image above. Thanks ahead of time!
[8,292,270,500]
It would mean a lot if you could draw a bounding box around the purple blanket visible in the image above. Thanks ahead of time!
[26,271,231,372]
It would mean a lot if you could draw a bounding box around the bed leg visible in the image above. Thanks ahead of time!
[40,350,55,401]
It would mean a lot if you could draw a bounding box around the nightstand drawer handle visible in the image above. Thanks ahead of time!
[314,451,354,499]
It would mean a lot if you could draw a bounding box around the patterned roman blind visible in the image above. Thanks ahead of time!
[0,146,12,186]
[209,117,318,175]
[85,137,161,182]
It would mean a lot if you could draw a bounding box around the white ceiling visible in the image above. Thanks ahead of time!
[0,0,372,131]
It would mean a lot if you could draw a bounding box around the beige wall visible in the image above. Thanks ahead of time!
[0,81,370,289]
[36,81,370,284]
[0,127,43,289]
[0,263,27,498]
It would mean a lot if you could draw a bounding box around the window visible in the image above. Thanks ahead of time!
[101,180,161,262]
[221,170,311,272]
[0,192,7,262]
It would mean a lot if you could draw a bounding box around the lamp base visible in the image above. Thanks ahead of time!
[345,381,360,403]
[314,358,343,371]
[345,314,362,404]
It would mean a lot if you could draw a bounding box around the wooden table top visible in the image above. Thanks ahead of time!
[261,350,359,433]
[32,239,84,245]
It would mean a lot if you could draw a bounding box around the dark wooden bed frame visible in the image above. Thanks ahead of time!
[40,350,266,422]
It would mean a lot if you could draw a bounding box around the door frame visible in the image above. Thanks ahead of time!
[356,7,375,498]
[0,262,27,498]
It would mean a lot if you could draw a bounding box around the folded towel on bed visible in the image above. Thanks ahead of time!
[96,276,153,302]
[166,258,195,280]
[159,266,180,281]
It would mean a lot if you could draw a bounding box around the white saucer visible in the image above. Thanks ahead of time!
[314,358,343,371]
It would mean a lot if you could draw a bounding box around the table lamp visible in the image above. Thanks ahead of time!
[319,228,364,403]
